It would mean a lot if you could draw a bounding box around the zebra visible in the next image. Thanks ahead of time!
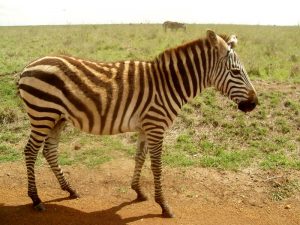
[163,21,186,32]
[18,30,258,218]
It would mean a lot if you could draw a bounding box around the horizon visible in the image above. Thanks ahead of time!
[1,23,299,28]
[1,0,299,26]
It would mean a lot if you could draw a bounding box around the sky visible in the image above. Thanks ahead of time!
[0,0,299,26]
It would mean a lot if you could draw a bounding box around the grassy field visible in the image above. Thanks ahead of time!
[0,24,299,171]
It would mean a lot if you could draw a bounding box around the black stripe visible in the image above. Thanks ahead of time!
[154,95,164,108]
[217,71,228,92]
[119,61,135,132]
[205,39,212,78]
[191,45,202,92]
[29,135,44,144]
[28,113,56,123]
[230,89,248,95]
[22,98,61,115]
[28,139,41,149]
[149,106,165,117]
[175,50,191,98]
[140,63,153,115]
[143,114,168,127]
[129,62,145,122]
[142,122,164,131]
[148,133,163,140]
[152,62,163,103]
[110,62,125,133]
[161,55,181,108]
[183,47,198,97]
[82,61,113,79]
[156,62,176,120]
[31,124,52,129]
[228,85,247,95]
[169,53,186,104]
[149,130,164,135]
[31,130,48,137]
[199,40,207,85]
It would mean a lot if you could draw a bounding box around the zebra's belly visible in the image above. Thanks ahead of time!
[65,113,140,135]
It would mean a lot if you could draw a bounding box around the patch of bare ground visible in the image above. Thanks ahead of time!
[1,157,300,225]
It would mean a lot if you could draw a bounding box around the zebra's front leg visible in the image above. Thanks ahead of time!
[148,135,174,218]
[42,120,79,199]
[131,132,148,201]
[24,132,46,211]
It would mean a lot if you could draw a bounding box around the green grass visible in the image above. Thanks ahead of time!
[58,147,112,168]
[0,143,21,162]
[260,153,300,170]
[199,149,257,170]
[1,24,300,82]
[0,24,299,171]
[57,129,136,168]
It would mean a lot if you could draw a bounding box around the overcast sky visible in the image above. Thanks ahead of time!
[0,0,299,26]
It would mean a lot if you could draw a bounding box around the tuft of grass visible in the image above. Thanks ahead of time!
[0,144,21,162]
[260,153,300,170]
[199,148,257,170]
[290,64,300,77]
[176,133,198,155]
[163,151,195,167]
[271,179,300,201]
[58,132,136,168]
[58,147,112,168]
[0,76,21,108]
[0,108,19,125]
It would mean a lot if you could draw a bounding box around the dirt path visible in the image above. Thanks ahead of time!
[1,158,300,225]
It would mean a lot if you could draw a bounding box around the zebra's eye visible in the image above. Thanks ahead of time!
[231,69,240,75]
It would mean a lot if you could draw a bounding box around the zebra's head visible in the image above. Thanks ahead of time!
[207,30,258,112]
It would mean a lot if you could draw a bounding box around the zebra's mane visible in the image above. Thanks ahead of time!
[156,38,204,62]
[156,33,231,62]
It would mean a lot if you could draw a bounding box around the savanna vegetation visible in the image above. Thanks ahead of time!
[0,24,299,173]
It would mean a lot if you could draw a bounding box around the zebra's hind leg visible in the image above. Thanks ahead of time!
[24,130,48,211]
[131,132,148,201]
[42,119,79,199]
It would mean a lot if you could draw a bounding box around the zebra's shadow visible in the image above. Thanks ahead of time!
[0,200,160,225]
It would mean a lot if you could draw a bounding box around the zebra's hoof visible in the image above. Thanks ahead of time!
[69,191,80,199]
[162,208,175,218]
[34,203,46,211]
[136,193,148,202]
[65,187,80,199]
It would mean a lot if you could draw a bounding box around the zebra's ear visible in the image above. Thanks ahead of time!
[206,30,218,47]
[228,35,238,48]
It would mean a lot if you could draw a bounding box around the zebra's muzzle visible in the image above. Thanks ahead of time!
[238,95,258,113]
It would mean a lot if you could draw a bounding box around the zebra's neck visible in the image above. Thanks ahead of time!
[152,38,216,110]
